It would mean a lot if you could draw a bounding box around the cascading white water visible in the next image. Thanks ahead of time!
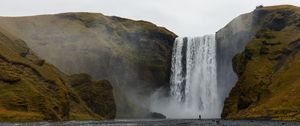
[150,35,221,119]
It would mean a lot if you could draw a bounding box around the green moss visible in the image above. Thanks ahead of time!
[0,28,116,121]
[0,10,177,118]
[223,5,300,121]
[69,74,116,119]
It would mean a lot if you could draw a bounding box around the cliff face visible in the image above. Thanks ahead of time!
[0,13,177,117]
[222,5,300,120]
[0,27,115,121]
[216,11,256,110]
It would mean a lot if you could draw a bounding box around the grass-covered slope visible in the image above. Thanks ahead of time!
[0,13,177,117]
[0,27,115,121]
[222,5,300,120]
[68,74,116,119]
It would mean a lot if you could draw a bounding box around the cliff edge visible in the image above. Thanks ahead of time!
[222,5,300,120]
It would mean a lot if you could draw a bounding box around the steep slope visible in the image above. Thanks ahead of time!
[216,10,255,111]
[68,74,116,119]
[0,13,177,117]
[0,27,115,121]
[222,5,300,120]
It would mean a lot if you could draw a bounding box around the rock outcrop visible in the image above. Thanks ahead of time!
[0,27,115,121]
[0,13,177,117]
[221,5,300,120]
[68,74,116,119]
[147,112,166,119]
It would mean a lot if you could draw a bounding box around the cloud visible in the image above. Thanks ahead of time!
[0,0,299,36]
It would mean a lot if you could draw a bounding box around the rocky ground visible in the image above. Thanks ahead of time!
[1,119,300,126]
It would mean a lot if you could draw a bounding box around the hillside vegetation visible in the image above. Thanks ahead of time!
[0,27,115,121]
[0,13,177,117]
[222,5,300,120]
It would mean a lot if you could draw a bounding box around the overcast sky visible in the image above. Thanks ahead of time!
[0,0,299,36]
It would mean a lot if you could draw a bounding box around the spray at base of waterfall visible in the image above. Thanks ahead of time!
[150,35,221,119]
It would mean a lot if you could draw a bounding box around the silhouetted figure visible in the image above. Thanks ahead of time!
[198,114,201,119]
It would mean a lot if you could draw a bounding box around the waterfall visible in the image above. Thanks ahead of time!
[150,35,221,119]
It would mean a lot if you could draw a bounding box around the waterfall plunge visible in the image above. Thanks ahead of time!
[150,35,221,119]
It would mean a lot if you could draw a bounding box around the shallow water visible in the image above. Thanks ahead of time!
[1,119,300,126]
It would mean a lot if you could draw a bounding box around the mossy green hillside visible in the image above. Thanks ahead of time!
[223,5,300,120]
[0,12,177,117]
[0,28,116,121]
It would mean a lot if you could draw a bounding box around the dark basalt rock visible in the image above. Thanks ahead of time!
[148,112,166,119]
[267,17,287,31]
[297,23,300,28]
[69,74,116,119]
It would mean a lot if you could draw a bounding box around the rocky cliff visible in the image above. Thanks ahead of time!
[0,27,115,121]
[221,5,300,120]
[0,13,177,117]
[216,10,256,111]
